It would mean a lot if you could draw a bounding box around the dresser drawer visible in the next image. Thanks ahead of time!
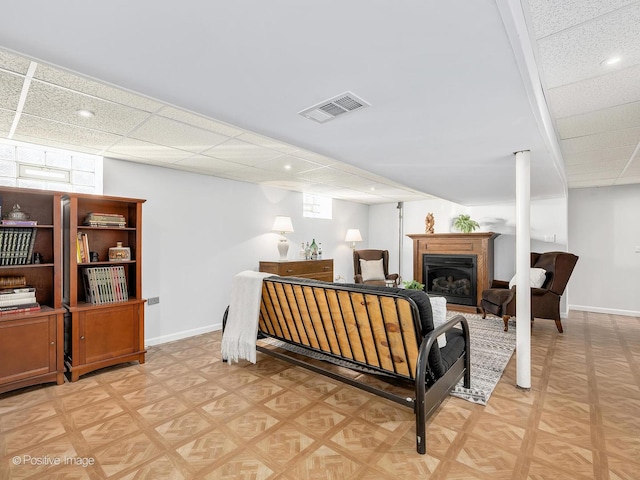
[259,259,333,282]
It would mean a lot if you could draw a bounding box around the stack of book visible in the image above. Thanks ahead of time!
[83,213,126,228]
[0,287,41,315]
[82,266,129,304]
[76,232,90,263]
[0,227,37,265]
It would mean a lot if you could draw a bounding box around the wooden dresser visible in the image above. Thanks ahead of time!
[259,259,333,282]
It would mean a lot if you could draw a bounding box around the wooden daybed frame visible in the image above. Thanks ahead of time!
[224,276,471,454]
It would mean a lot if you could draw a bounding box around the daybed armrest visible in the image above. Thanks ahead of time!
[417,314,471,388]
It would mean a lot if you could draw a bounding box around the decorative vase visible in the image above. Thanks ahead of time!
[108,242,131,261]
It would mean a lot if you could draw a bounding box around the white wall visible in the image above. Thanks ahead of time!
[568,185,640,316]
[103,158,369,345]
[370,196,568,283]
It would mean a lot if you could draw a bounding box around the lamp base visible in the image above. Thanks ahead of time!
[277,238,289,260]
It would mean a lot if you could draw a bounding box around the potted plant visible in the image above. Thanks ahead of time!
[403,279,425,290]
[453,214,480,233]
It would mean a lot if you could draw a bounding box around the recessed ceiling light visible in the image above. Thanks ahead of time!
[284,164,291,170]
[76,109,95,118]
[601,56,621,66]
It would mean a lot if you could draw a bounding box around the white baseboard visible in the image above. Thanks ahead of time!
[569,305,640,317]
[145,322,223,346]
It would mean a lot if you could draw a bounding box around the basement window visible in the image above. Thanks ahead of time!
[303,194,332,219]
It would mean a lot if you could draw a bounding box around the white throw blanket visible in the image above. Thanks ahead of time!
[430,296,448,348]
[221,270,274,364]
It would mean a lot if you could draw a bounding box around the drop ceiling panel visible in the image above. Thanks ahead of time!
[174,155,248,173]
[128,115,230,154]
[563,144,636,164]
[560,126,640,154]
[107,137,194,163]
[23,80,153,135]
[12,133,106,157]
[566,160,627,175]
[0,70,24,111]
[536,4,640,88]
[293,166,346,184]
[237,132,299,154]
[34,64,163,113]
[0,50,31,75]
[216,166,293,183]
[556,101,640,138]
[616,175,640,184]
[548,65,640,118]
[290,150,338,167]
[202,139,281,166]
[0,109,13,135]
[569,178,616,188]
[157,106,244,137]
[15,114,121,152]
[254,155,323,175]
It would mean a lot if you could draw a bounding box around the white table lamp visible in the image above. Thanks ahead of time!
[272,216,294,260]
[345,229,362,249]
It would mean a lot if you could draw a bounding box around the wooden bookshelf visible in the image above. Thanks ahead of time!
[63,193,146,382]
[0,187,65,394]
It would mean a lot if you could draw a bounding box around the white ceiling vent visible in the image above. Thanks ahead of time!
[298,92,370,123]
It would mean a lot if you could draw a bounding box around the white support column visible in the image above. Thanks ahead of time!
[515,150,531,389]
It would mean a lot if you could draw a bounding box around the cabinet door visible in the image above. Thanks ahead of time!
[78,304,139,364]
[0,316,57,384]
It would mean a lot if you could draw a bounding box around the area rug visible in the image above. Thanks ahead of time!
[445,312,516,405]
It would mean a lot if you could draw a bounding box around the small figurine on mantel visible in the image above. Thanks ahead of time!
[425,212,435,234]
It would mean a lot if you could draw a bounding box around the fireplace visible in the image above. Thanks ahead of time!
[423,254,477,306]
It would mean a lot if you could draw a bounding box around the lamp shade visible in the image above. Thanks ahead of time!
[344,229,362,242]
[272,216,294,234]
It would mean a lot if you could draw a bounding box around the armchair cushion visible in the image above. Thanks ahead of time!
[359,258,385,282]
[508,268,547,289]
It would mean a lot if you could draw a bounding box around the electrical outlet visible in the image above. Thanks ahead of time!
[148,297,160,305]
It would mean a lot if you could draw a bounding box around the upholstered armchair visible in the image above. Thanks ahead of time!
[480,251,579,332]
[353,249,399,286]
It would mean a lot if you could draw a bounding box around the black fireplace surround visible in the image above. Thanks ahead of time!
[423,254,477,306]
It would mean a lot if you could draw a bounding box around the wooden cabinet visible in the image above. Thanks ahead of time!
[0,187,65,394]
[259,259,334,282]
[63,193,146,382]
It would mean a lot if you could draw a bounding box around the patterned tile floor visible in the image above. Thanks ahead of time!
[0,310,638,479]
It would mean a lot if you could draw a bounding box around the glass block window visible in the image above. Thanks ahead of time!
[0,139,103,193]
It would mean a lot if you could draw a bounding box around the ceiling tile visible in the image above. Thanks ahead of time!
[290,150,338,167]
[560,126,640,154]
[11,134,103,156]
[566,161,626,175]
[535,3,640,87]
[0,49,32,75]
[128,115,230,154]
[563,145,636,165]
[294,166,346,183]
[23,80,153,135]
[202,139,281,166]
[0,70,24,111]
[616,175,640,184]
[215,166,292,183]
[236,132,299,154]
[15,114,121,152]
[548,65,640,118]
[107,137,193,163]
[556,101,640,138]
[157,106,244,137]
[0,108,14,136]
[568,171,620,182]
[173,155,247,173]
[527,0,636,38]
[34,64,163,113]
[254,155,323,175]
[569,178,616,188]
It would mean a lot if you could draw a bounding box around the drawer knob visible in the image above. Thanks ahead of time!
[80,336,85,340]
[50,341,55,345]
[286,269,294,273]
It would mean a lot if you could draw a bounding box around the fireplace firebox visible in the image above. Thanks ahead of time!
[423,254,477,306]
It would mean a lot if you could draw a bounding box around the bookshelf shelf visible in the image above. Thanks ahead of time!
[0,186,65,394]
[63,193,146,382]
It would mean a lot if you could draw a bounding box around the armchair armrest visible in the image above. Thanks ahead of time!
[354,274,364,283]
[491,279,510,289]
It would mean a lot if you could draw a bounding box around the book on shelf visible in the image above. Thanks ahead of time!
[1,220,38,226]
[83,212,126,228]
[82,265,129,305]
[76,232,90,263]
[0,227,37,265]
[0,292,37,307]
[0,302,41,315]
[0,276,26,288]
